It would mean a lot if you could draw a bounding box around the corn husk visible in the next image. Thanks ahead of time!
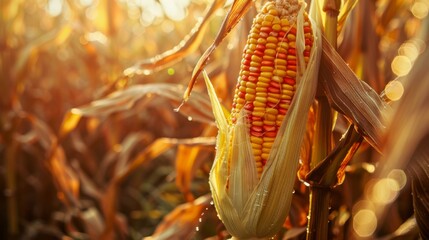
[203,0,322,237]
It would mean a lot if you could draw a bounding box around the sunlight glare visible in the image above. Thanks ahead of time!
[46,0,63,16]
[160,0,191,21]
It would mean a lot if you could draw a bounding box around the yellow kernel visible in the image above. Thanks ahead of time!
[248,44,256,50]
[246,88,256,94]
[266,108,278,115]
[251,55,262,62]
[266,43,277,49]
[282,89,294,96]
[268,93,281,99]
[245,94,255,101]
[260,72,273,78]
[263,142,273,148]
[263,137,275,142]
[276,47,287,54]
[281,84,294,90]
[256,92,267,97]
[281,94,292,100]
[287,34,296,41]
[265,113,277,121]
[272,76,283,83]
[249,38,258,44]
[268,9,278,16]
[264,15,274,22]
[255,87,267,93]
[239,86,246,92]
[287,55,296,60]
[257,81,269,87]
[254,101,265,107]
[267,97,279,104]
[250,61,261,67]
[274,65,287,71]
[255,96,267,103]
[263,55,275,60]
[279,103,290,109]
[257,38,267,44]
[246,82,256,88]
[251,136,263,144]
[261,153,270,159]
[273,69,287,77]
[262,148,271,154]
[261,66,274,72]
[264,49,277,56]
[253,149,262,155]
[274,59,287,66]
[278,42,288,49]
[267,36,278,43]
[263,120,276,126]
[272,24,281,31]
[280,19,290,26]
[249,66,259,72]
[286,70,296,77]
[252,141,262,148]
[262,21,272,27]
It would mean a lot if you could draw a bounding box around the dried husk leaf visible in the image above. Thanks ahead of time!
[320,36,389,152]
[183,0,254,101]
[204,1,322,236]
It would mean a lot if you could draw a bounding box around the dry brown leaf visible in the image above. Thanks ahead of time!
[144,194,212,240]
[183,0,254,101]
[59,83,215,139]
[123,0,226,76]
[19,113,81,208]
[320,35,389,152]
[175,145,207,202]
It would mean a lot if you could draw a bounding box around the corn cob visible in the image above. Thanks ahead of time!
[230,0,314,177]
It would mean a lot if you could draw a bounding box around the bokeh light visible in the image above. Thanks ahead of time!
[391,55,412,76]
[370,178,400,204]
[384,80,404,101]
[411,0,429,19]
[353,209,377,237]
[387,169,407,190]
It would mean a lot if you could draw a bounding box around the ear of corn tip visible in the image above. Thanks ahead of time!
[205,0,322,238]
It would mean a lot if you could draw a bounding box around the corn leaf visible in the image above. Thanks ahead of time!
[59,83,215,139]
[123,0,226,76]
[144,195,212,240]
[320,36,389,152]
[183,0,254,101]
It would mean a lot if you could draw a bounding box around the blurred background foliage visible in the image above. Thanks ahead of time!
[1,0,428,239]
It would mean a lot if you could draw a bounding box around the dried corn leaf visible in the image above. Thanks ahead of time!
[183,0,254,101]
[124,0,226,76]
[21,113,80,207]
[320,36,389,152]
[100,137,215,238]
[59,83,214,138]
[144,194,212,240]
[175,145,202,202]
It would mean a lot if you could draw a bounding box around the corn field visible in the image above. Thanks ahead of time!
[1,0,429,239]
